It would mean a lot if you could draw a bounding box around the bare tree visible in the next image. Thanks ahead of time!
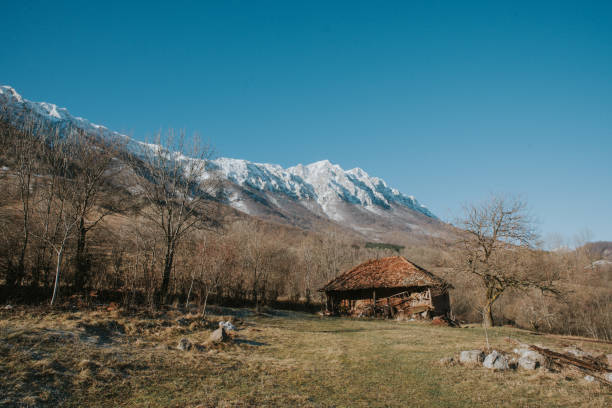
[0,116,41,287]
[573,228,600,274]
[192,237,230,318]
[65,128,125,290]
[32,131,79,305]
[236,220,269,313]
[455,195,560,327]
[128,131,221,305]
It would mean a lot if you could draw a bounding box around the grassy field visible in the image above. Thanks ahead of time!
[1,306,611,407]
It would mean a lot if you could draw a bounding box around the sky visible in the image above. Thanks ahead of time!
[2,1,611,243]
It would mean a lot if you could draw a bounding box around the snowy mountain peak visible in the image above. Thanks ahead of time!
[0,85,437,224]
[0,86,23,103]
[213,157,436,221]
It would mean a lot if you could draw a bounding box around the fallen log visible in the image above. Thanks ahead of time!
[529,345,612,386]
[529,345,611,373]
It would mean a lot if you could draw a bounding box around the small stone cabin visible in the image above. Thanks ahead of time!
[320,256,452,319]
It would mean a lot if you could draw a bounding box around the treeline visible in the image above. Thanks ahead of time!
[0,117,388,310]
[0,117,610,341]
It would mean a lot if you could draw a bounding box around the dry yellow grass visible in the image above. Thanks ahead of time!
[0,306,610,407]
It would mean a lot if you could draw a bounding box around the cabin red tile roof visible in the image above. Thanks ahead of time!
[321,256,450,292]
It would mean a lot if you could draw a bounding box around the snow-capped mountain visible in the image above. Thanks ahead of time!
[211,157,435,222]
[0,86,127,143]
[1,85,444,240]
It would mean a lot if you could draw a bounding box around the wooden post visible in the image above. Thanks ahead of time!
[372,289,377,316]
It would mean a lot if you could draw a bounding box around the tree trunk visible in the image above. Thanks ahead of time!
[185,273,195,309]
[482,285,500,327]
[201,287,210,319]
[159,240,175,305]
[14,227,29,287]
[12,174,32,288]
[74,217,88,290]
[483,302,494,328]
[253,286,260,313]
[50,248,63,306]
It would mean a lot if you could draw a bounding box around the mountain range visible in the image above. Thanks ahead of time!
[0,85,451,242]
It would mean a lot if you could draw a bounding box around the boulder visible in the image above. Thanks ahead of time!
[518,356,538,370]
[514,348,546,369]
[522,350,546,365]
[177,337,192,351]
[483,350,509,370]
[209,327,229,343]
[460,350,485,365]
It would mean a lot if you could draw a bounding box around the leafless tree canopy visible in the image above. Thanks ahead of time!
[455,195,561,327]
[127,131,222,304]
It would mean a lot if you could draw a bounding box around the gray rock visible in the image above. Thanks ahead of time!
[604,372,612,383]
[514,348,546,369]
[209,327,228,343]
[460,350,485,364]
[513,347,533,357]
[584,375,595,382]
[518,356,539,370]
[523,350,546,365]
[177,337,192,351]
[483,350,509,370]
[219,321,236,331]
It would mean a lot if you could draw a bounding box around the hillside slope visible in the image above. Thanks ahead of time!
[0,85,451,243]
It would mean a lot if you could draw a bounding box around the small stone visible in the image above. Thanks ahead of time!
[209,327,228,343]
[483,350,509,370]
[604,373,612,383]
[219,321,236,331]
[584,375,595,382]
[460,350,485,364]
[438,357,454,366]
[177,337,192,351]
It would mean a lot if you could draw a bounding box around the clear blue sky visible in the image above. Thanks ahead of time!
[2,1,611,242]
